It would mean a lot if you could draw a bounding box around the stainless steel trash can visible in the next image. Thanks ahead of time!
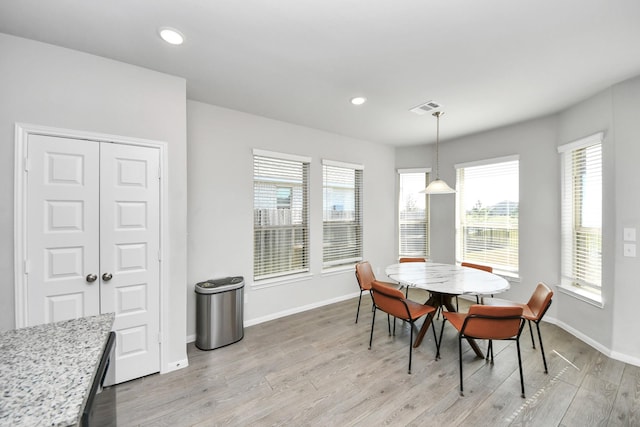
[195,276,244,350]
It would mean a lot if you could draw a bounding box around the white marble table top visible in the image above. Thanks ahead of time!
[385,262,509,296]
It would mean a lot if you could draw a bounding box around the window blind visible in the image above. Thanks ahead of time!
[456,157,519,274]
[253,152,309,280]
[322,161,363,268]
[398,170,430,258]
[559,136,602,294]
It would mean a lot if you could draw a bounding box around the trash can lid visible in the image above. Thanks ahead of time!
[195,276,244,294]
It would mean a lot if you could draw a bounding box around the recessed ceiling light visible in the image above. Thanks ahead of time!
[350,97,367,106]
[158,27,184,45]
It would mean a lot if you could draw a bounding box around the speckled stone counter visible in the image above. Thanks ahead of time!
[0,313,115,426]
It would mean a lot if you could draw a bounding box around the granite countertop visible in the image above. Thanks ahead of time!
[0,313,115,427]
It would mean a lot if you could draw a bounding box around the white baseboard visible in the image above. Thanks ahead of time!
[244,292,359,327]
[185,291,361,344]
[162,358,189,374]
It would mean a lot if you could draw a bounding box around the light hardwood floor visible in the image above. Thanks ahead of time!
[114,290,640,426]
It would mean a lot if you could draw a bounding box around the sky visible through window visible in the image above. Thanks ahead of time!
[461,162,518,212]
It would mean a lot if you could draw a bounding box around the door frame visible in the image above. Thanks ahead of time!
[14,122,171,374]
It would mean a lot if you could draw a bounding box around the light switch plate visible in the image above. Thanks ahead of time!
[624,243,636,257]
[624,227,637,242]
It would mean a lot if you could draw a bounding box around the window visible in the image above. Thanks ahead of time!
[253,150,310,280]
[559,133,602,300]
[398,169,430,258]
[455,156,519,275]
[322,160,363,269]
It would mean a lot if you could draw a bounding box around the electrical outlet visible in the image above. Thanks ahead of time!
[624,227,637,242]
[624,243,636,257]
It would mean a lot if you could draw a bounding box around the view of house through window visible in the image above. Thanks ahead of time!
[322,160,363,269]
[456,156,519,275]
[253,150,310,280]
[559,134,602,299]
[398,169,430,258]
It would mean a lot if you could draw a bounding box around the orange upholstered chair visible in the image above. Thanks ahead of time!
[461,262,493,304]
[483,282,554,373]
[354,261,402,324]
[441,304,526,397]
[369,281,439,374]
[460,261,493,273]
[399,257,427,263]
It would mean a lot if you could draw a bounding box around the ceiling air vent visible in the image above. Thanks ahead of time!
[410,100,443,115]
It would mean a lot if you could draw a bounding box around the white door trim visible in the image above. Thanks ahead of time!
[14,122,172,374]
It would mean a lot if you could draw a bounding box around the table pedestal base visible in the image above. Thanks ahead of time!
[415,293,484,358]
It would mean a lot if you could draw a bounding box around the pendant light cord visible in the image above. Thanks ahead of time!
[433,111,443,179]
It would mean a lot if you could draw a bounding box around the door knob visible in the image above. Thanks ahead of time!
[102,273,113,281]
[86,274,98,283]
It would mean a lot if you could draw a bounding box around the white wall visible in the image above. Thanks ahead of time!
[610,76,640,364]
[186,100,396,337]
[397,74,640,365]
[0,34,188,367]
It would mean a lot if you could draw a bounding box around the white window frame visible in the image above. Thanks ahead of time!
[322,159,364,270]
[253,149,311,282]
[558,132,603,306]
[455,155,520,276]
[397,168,430,259]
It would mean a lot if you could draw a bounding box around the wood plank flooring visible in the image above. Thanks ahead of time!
[113,291,640,426]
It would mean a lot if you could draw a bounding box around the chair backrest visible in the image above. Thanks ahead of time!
[462,305,523,340]
[526,282,553,320]
[355,261,376,291]
[461,262,493,273]
[399,257,426,263]
[370,281,409,320]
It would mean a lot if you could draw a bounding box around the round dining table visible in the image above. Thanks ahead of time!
[385,262,510,357]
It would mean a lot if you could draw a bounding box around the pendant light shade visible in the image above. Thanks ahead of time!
[421,111,455,194]
[423,178,455,194]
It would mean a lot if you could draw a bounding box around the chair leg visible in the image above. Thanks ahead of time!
[528,319,536,349]
[355,290,363,323]
[458,334,464,396]
[485,340,494,363]
[438,315,447,355]
[516,337,525,398]
[535,321,549,374]
[408,321,414,374]
[368,308,376,349]
[429,314,440,359]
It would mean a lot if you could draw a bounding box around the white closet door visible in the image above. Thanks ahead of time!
[27,135,101,324]
[100,142,160,383]
[25,134,161,384]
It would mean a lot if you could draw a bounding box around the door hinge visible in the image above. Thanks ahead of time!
[24,157,30,172]
[24,259,30,274]
[157,333,162,344]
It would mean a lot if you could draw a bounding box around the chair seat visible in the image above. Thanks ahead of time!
[484,298,535,320]
[440,311,467,331]
[403,300,436,322]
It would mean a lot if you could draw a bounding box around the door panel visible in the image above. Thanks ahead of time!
[27,135,100,325]
[100,142,160,383]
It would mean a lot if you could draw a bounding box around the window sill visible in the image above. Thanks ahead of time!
[251,272,313,290]
[558,283,604,308]
[321,265,355,276]
[494,271,520,283]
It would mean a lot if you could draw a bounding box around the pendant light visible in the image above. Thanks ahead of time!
[421,111,455,194]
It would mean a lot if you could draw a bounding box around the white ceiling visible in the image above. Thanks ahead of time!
[1,0,639,146]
